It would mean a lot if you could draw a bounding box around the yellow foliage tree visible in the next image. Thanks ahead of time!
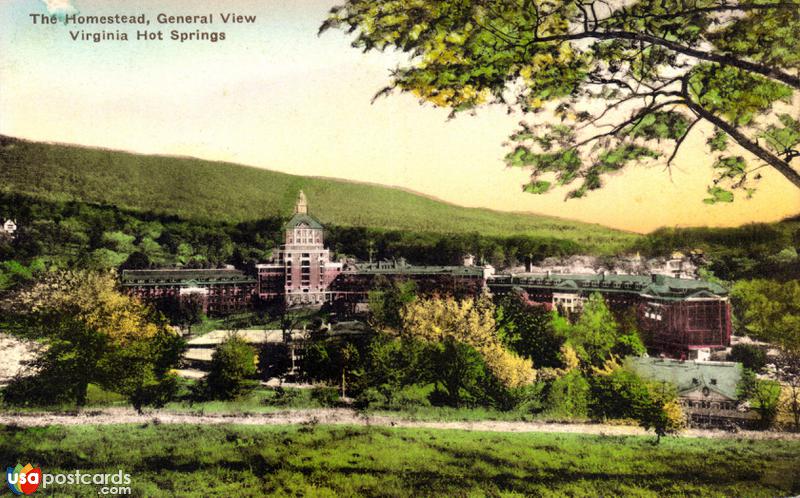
[5,270,182,408]
[401,295,535,388]
[13,270,161,346]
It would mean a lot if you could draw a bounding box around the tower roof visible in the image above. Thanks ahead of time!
[294,190,308,214]
[286,190,323,229]
[285,213,323,230]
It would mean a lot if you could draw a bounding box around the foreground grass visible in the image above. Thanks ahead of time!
[1,424,799,497]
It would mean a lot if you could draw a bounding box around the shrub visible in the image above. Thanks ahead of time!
[263,386,303,407]
[354,387,384,409]
[393,386,432,410]
[129,373,180,413]
[546,371,590,418]
[206,335,257,400]
[513,382,549,415]
[311,386,340,407]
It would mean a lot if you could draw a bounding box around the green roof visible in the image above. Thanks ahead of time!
[121,269,256,286]
[626,357,743,400]
[285,213,323,230]
[493,273,728,300]
[350,260,485,277]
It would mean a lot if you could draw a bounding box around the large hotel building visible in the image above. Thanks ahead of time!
[122,192,732,358]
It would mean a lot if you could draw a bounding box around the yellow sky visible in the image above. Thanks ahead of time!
[0,0,798,233]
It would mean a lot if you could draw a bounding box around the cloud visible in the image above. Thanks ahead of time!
[41,0,78,15]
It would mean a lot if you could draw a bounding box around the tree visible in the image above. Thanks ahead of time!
[546,370,591,418]
[364,333,431,404]
[258,342,293,383]
[590,366,684,442]
[562,293,643,366]
[495,291,565,368]
[751,378,783,429]
[338,341,360,398]
[302,334,368,399]
[323,0,800,202]
[367,278,417,329]
[731,279,800,354]
[429,337,490,406]
[401,295,536,388]
[205,334,258,400]
[177,294,206,334]
[729,343,767,372]
[2,271,184,408]
[774,351,800,431]
[640,381,686,443]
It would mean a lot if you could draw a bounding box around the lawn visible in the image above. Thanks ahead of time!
[1,424,798,497]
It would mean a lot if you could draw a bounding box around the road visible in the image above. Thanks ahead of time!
[2,407,799,440]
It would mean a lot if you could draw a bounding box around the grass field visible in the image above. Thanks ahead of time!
[1,424,798,497]
[0,135,636,251]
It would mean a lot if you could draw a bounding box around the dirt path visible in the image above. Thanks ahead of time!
[2,408,798,440]
[0,334,33,386]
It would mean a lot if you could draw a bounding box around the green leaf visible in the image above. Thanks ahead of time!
[707,129,728,152]
[523,180,552,195]
[703,187,735,204]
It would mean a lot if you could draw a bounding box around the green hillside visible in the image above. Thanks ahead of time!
[0,136,636,250]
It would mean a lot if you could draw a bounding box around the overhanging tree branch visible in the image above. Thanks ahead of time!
[527,30,800,90]
[681,84,800,188]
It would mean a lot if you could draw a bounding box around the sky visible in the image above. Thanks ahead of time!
[1,0,798,233]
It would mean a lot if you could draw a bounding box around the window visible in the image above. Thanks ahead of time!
[710,379,717,385]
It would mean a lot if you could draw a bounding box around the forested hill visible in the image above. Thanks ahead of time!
[0,135,635,253]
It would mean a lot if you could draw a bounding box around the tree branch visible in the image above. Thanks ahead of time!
[666,117,701,168]
[528,30,800,90]
[681,83,800,188]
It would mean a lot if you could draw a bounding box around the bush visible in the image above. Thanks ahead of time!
[263,386,303,407]
[393,386,432,410]
[546,371,590,418]
[730,344,767,372]
[355,387,384,409]
[311,386,340,407]
[129,374,180,413]
[206,335,258,400]
[1,374,75,407]
[513,382,549,415]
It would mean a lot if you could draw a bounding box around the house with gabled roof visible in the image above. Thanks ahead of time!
[1,219,17,238]
[627,357,758,428]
